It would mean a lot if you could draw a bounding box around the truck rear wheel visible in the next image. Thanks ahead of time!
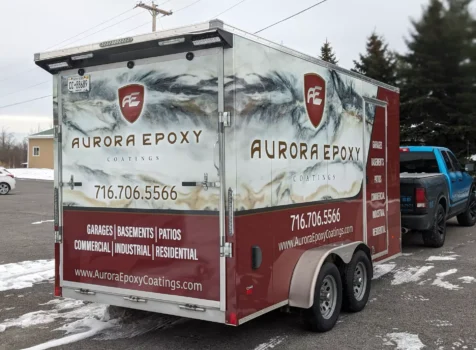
[422,203,446,248]
[302,262,342,332]
[342,250,371,312]
[457,191,476,227]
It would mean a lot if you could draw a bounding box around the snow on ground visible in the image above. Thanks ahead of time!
[23,318,114,350]
[383,332,426,350]
[432,269,462,290]
[458,276,476,284]
[32,220,54,225]
[391,266,434,285]
[426,255,459,261]
[0,299,106,332]
[253,336,286,350]
[0,260,54,292]
[373,263,396,280]
[7,168,53,181]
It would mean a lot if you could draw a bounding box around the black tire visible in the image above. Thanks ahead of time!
[457,191,476,227]
[342,250,372,313]
[302,262,342,332]
[422,203,446,248]
[0,183,10,195]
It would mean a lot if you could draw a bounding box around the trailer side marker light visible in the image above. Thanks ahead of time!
[158,38,185,46]
[48,61,71,70]
[192,37,222,46]
[71,53,94,61]
[246,286,253,295]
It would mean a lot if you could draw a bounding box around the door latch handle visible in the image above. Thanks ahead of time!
[61,175,82,190]
[182,173,220,191]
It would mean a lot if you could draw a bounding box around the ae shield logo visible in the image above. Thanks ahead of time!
[304,73,326,128]
[118,84,145,123]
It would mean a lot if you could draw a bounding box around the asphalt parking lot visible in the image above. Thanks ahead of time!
[1,180,476,350]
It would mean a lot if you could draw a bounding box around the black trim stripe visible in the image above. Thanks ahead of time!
[63,206,218,216]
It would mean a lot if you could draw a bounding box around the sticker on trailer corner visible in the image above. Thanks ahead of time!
[68,75,90,93]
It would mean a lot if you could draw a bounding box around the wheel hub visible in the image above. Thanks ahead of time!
[319,275,337,320]
[353,262,367,302]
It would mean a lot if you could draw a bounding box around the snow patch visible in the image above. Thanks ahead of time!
[429,319,452,327]
[22,318,114,350]
[32,220,54,225]
[253,336,286,350]
[391,266,434,285]
[384,332,425,350]
[7,168,53,181]
[402,253,413,256]
[373,263,396,279]
[458,276,475,284]
[426,255,459,261]
[0,260,54,292]
[432,269,461,290]
[403,294,429,301]
[0,298,106,332]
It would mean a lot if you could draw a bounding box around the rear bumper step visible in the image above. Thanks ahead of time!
[63,286,225,324]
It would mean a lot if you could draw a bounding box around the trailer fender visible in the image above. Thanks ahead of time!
[288,241,366,309]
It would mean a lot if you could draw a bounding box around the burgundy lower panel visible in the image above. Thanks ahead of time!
[62,209,220,301]
[232,199,364,320]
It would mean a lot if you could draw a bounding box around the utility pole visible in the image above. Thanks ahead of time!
[135,1,172,32]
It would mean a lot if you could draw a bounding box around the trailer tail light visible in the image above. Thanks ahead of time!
[54,242,62,297]
[228,312,238,326]
[415,188,427,208]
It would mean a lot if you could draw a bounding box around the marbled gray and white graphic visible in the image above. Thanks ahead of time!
[60,37,379,211]
[226,37,378,210]
[60,51,222,210]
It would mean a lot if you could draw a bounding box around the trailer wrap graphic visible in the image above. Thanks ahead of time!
[58,36,395,301]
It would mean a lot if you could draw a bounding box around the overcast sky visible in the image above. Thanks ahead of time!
[0,0,430,140]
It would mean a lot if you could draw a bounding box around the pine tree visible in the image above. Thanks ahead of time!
[398,0,476,155]
[352,32,397,86]
[319,39,338,64]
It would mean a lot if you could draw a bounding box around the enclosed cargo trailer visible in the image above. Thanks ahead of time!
[35,20,401,332]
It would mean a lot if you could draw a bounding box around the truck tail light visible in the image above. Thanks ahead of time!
[415,188,427,208]
[6,173,14,178]
[400,147,410,152]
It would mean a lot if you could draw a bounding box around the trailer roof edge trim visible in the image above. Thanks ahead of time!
[34,19,399,93]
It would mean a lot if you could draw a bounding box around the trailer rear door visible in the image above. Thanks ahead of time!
[57,48,225,310]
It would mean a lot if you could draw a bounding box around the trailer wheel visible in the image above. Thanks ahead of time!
[342,250,371,312]
[422,203,446,248]
[302,262,342,332]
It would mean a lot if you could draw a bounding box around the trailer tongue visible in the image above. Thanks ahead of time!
[35,20,401,332]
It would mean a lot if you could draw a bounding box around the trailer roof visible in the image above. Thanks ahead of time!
[34,19,399,93]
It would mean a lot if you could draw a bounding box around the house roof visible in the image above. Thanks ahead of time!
[29,128,54,138]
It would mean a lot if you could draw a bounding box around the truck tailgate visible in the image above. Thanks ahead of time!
[400,173,444,213]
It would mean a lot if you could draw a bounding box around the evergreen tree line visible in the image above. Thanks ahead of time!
[318,0,476,159]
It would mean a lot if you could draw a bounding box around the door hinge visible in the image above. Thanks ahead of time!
[179,304,206,312]
[124,296,147,303]
[75,289,95,295]
[55,227,63,243]
[61,175,82,190]
[54,125,62,143]
[219,111,231,127]
[221,242,233,258]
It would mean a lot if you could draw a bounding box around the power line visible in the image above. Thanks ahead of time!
[60,11,145,49]
[0,95,52,110]
[45,8,135,51]
[0,81,49,99]
[210,0,248,20]
[117,0,202,37]
[254,0,330,34]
